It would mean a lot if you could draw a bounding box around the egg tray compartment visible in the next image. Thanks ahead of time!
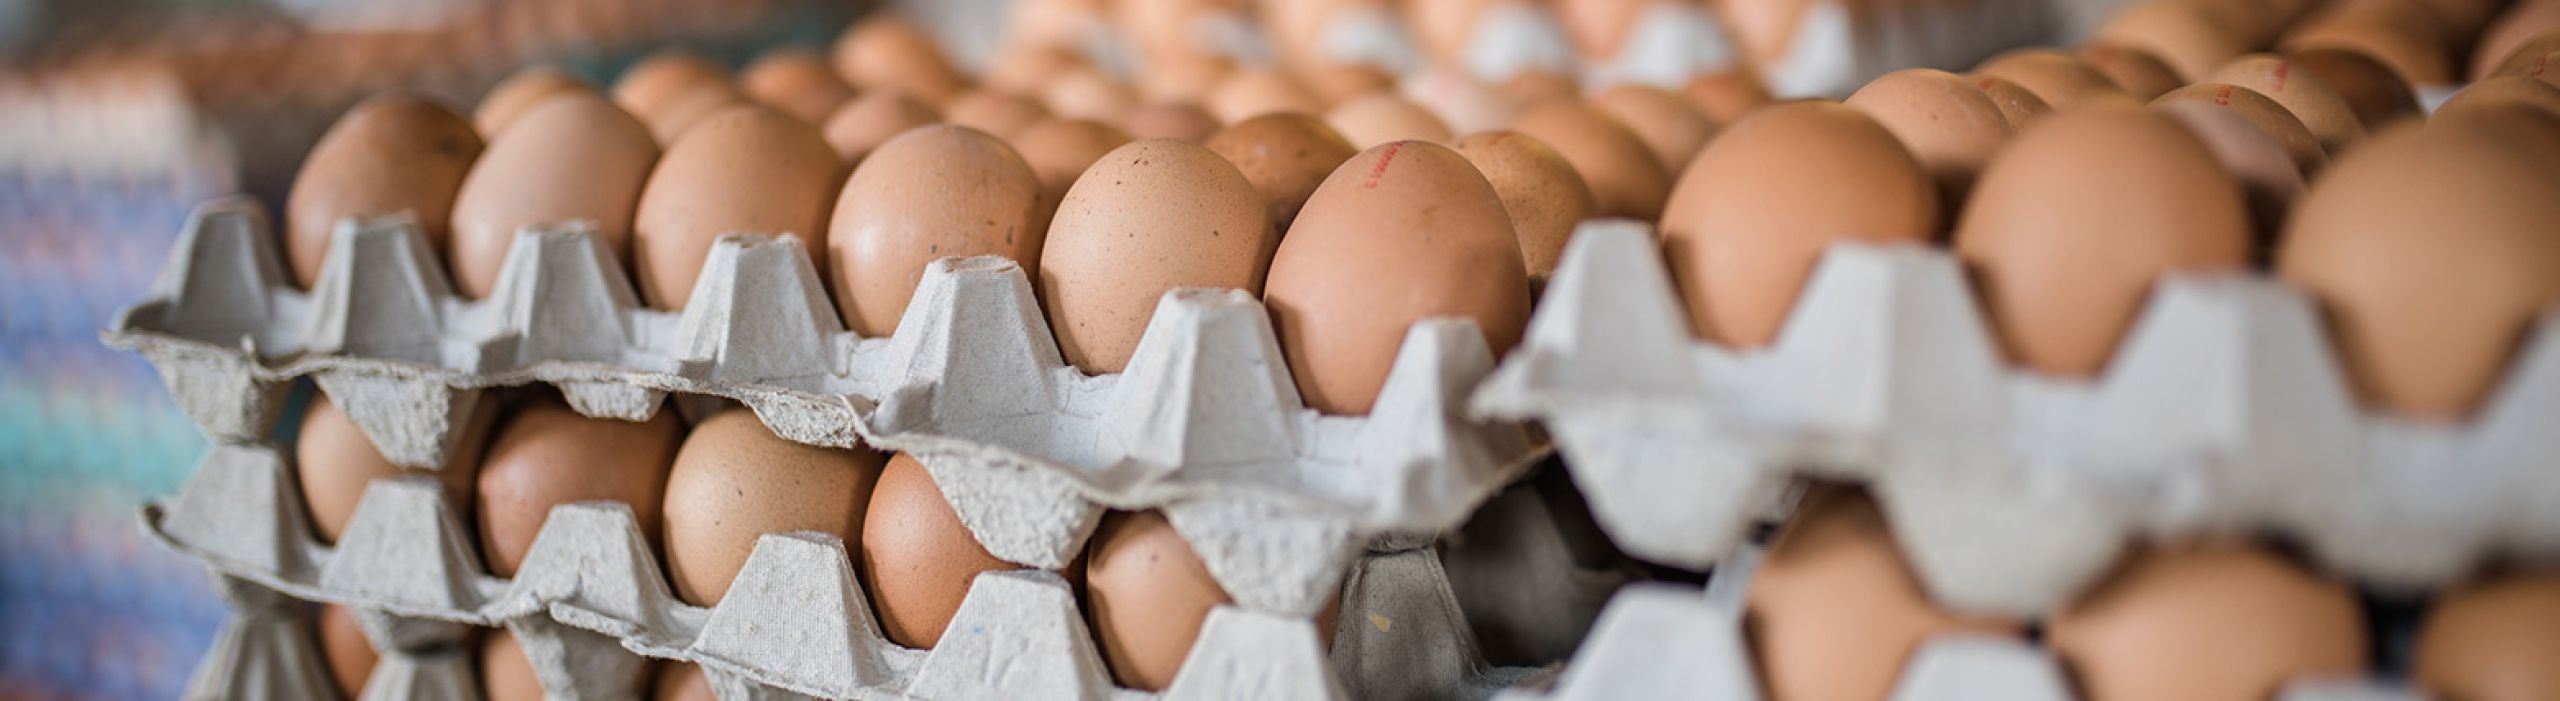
[103,197,1544,618]
[140,441,1551,700]
[1733,0,2060,98]
[183,573,646,701]
[1471,221,2560,617]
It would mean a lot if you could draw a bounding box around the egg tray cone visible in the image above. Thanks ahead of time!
[138,443,1548,699]
[103,197,1543,618]
[1711,0,2057,98]
[1471,220,2560,618]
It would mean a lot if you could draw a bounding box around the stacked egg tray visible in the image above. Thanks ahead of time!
[107,198,1554,699]
[1472,220,2560,699]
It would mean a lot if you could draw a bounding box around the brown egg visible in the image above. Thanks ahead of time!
[945,90,1054,137]
[832,16,966,103]
[1954,107,2252,377]
[1683,70,1777,126]
[2049,543,2368,701]
[632,105,839,309]
[295,391,490,544]
[1402,69,1523,134]
[2096,0,2254,81]
[1298,63,1397,105]
[1845,69,2014,218]
[1265,141,1533,414]
[1044,67,1141,123]
[2153,84,2327,177]
[821,91,942,165]
[1659,102,1939,348]
[474,394,682,577]
[2416,571,2560,701]
[2474,1,2560,81]
[284,92,484,289]
[984,45,1091,97]
[1511,101,1669,220]
[2489,34,2560,84]
[480,627,545,701]
[738,48,857,125]
[1553,0,1647,60]
[1975,48,2131,110]
[1086,510,1231,691]
[317,604,375,697]
[1204,112,1360,232]
[2288,46,2424,128]
[2406,0,2505,43]
[2283,0,2456,86]
[2153,100,2313,245]
[1969,74,2057,129]
[612,52,745,143]
[2079,43,2186,100]
[2204,55,2365,155]
[828,125,1047,337]
[1404,0,1493,66]
[1591,85,1716,174]
[473,66,591,136]
[859,454,1021,648]
[2277,121,2560,419]
[1040,140,1278,372]
[1120,102,1222,142]
[1501,70,1582,108]
[1010,118,1136,218]
[662,409,885,605]
[1721,0,1820,67]
[652,662,717,701]
[1141,54,1237,105]
[1748,486,2026,701]
[447,92,659,298]
[2436,75,2560,123]
[1327,93,1456,147]
[1452,131,1597,283]
[1205,69,1326,123]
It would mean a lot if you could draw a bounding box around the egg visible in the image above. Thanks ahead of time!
[473,65,591,136]
[1968,74,2056,129]
[1203,112,1360,232]
[1327,93,1455,147]
[1264,141,1532,413]
[1845,69,2014,219]
[1510,101,1669,220]
[317,604,375,697]
[2407,0,2505,43]
[2078,43,2186,100]
[832,15,966,103]
[1043,67,1141,122]
[2435,75,2560,123]
[858,454,1024,648]
[1975,48,2131,110]
[2205,55,2366,154]
[821,91,942,165]
[295,390,490,544]
[284,92,484,289]
[1501,71,1581,108]
[1747,486,2025,701]
[1085,510,1231,691]
[2473,0,2560,81]
[1141,54,1238,105]
[2276,121,2560,419]
[2287,46,2423,128]
[661,409,885,605]
[2095,0,2253,81]
[473,394,682,577]
[632,104,840,309]
[1590,85,1715,174]
[985,45,1092,97]
[2153,100,2313,246]
[1404,0,1497,66]
[738,48,857,125]
[1402,69,1523,134]
[945,89,1054,137]
[1682,70,1776,126]
[1552,0,1646,61]
[1120,102,1222,141]
[1452,131,1596,283]
[2153,84,2327,177]
[2282,0,2455,86]
[1010,118,1136,218]
[652,662,717,701]
[2048,543,2368,701]
[1659,101,1939,348]
[1039,140,1277,372]
[480,627,545,701]
[447,92,659,298]
[1720,0,1821,68]
[1298,63,1398,105]
[1205,69,1326,123]
[2415,571,2560,700]
[828,125,1047,337]
[612,52,744,143]
[1954,107,2252,378]
[2490,35,2560,84]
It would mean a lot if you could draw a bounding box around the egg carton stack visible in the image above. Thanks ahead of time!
[1470,221,2560,700]
[109,197,1553,699]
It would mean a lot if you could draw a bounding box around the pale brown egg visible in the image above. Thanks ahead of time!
[2288,46,2424,128]
[1040,139,1277,372]
[1402,69,1523,134]
[284,92,484,289]
[2207,55,2368,153]
[1044,66,1141,123]
[1203,112,1360,232]
[1205,69,1326,123]
[2079,43,2187,100]
[1501,70,1582,108]
[945,90,1055,137]
[821,91,941,165]
[2048,543,2368,701]
[1141,54,1238,105]
[447,92,659,298]
[1452,131,1596,283]
[2277,121,2560,419]
[1511,101,1669,220]
[1328,93,1456,147]
[1120,102,1222,142]
[652,662,717,701]
[474,394,683,578]
[2473,0,2560,81]
[473,65,591,136]
[295,390,491,544]
[2415,571,2560,701]
[1404,0,1496,67]
[1590,85,1716,174]
[1968,74,2057,129]
[1086,509,1230,691]
[1011,118,1136,218]
[1298,63,1397,105]
[2435,75,2560,123]
[832,15,966,103]
[1552,0,1647,61]
[828,125,1047,337]
[2153,100,2314,246]
[738,48,857,125]
[1683,70,1776,126]
[1659,101,1939,348]
[2153,84,2327,177]
[1953,107,2252,377]
[859,454,1024,649]
[480,627,545,701]
[661,409,885,605]
[317,604,374,698]
[2488,35,2560,84]
[1265,141,1532,413]
[1845,69,2014,219]
[612,52,744,143]
[2095,0,2254,81]
[2283,0,2456,86]
[632,105,840,309]
[1975,48,2132,110]
[1748,486,2026,701]
[1721,0,1821,67]
[984,45,1093,97]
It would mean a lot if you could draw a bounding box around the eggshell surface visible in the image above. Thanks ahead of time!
[2049,543,2369,701]
[473,394,683,577]
[447,92,659,298]
[826,124,1047,337]
[1748,487,2026,701]
[661,409,885,605]
[284,92,484,289]
[858,453,1024,649]
[633,105,840,309]
[1040,139,1277,373]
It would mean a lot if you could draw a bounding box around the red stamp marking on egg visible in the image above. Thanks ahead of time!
[2213,84,2234,106]
[1363,142,1404,189]
[2271,62,2290,93]
[2534,54,2550,79]
[1976,77,1998,92]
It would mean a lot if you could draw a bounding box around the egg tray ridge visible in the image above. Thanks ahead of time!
[1471,220,2560,617]
[102,197,1544,617]
[141,444,1550,700]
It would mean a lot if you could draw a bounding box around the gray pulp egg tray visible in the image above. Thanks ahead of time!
[107,197,1548,699]
[1474,220,2560,619]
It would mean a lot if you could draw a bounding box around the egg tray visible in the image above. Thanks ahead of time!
[1728,0,2060,98]
[1470,221,2560,617]
[103,197,1544,618]
[144,442,1557,700]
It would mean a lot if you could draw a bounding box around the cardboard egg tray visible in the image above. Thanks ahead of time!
[1473,220,2560,618]
[1737,0,2060,98]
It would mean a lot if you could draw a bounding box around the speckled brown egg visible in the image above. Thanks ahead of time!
[480,627,544,701]
[447,92,658,299]
[1846,68,2014,218]
[945,89,1054,137]
[632,104,840,309]
[2283,0,2456,86]
[284,92,484,289]
[821,91,942,165]
[1591,85,1716,174]
[2095,0,2253,81]
[2079,43,2186,100]
[1452,131,1595,283]
[1120,102,1222,141]
[295,390,491,544]
[1659,101,1939,348]
[739,48,857,125]
[1204,112,1360,232]
[1975,48,2131,110]
[2153,83,2327,177]
[1085,509,1230,691]
[2209,54,2367,152]
[652,662,716,701]
[612,52,744,143]
[832,16,966,103]
[317,604,375,697]
[2288,46,2424,128]
[1039,139,1276,372]
[473,66,591,136]
[661,409,885,605]
[474,394,682,577]
[2049,543,2368,701]
[1969,74,2056,129]
[1954,107,2252,378]
[1328,93,1455,147]
[1010,118,1136,218]
[1207,69,1327,123]
[1748,486,2026,701]
[2416,571,2560,701]
[858,453,1025,649]
[1511,101,1669,220]
[1264,141,1532,414]
[2153,99,2314,245]
[828,125,1047,337]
